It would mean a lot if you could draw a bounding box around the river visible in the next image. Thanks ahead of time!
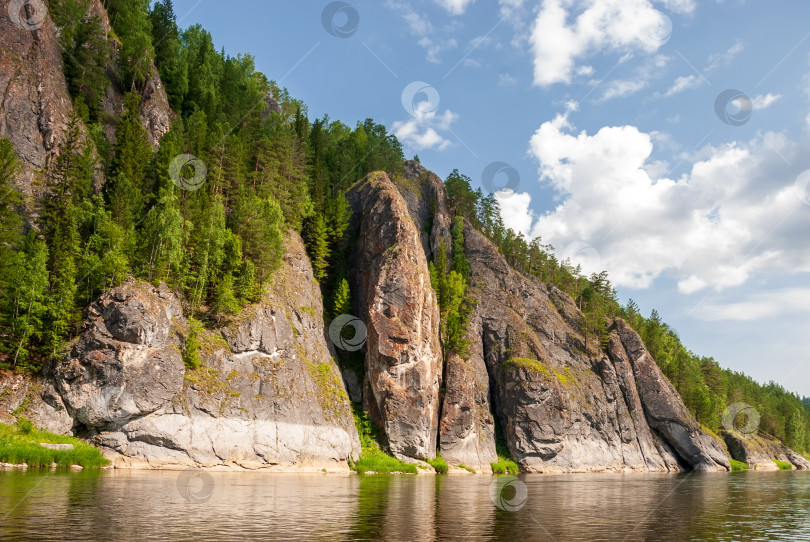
[1,469,808,541]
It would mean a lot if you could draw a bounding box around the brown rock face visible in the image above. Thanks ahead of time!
[347,171,442,460]
[0,0,73,193]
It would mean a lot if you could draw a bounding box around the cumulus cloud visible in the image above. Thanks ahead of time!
[512,113,810,293]
[529,0,672,87]
[392,109,459,151]
[435,0,475,15]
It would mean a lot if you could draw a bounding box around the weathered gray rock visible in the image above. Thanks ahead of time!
[54,280,186,427]
[347,171,442,461]
[611,319,730,471]
[722,431,810,470]
[93,233,359,469]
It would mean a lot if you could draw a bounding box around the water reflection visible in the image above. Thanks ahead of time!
[0,469,808,541]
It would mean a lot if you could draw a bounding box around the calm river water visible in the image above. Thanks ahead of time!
[1,469,808,541]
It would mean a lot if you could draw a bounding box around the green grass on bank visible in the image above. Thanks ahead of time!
[350,404,416,474]
[0,419,109,468]
[729,459,749,471]
[773,460,793,471]
[426,453,448,474]
[490,417,520,475]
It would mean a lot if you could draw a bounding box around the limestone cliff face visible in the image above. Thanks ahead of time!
[0,0,73,194]
[9,233,360,470]
[346,171,442,460]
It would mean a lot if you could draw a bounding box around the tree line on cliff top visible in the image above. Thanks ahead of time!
[0,0,806,453]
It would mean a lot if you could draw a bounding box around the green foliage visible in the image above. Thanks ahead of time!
[350,403,416,474]
[774,460,793,470]
[51,0,110,120]
[729,459,749,471]
[107,0,155,88]
[426,453,448,474]
[182,318,204,370]
[429,236,472,359]
[0,420,109,467]
[491,414,520,474]
[332,278,352,319]
[111,92,154,194]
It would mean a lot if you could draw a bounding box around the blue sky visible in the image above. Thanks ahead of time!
[170,0,810,396]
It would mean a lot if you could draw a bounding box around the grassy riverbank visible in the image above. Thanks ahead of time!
[0,419,109,468]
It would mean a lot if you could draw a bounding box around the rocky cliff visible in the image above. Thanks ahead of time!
[3,233,361,470]
[0,0,173,202]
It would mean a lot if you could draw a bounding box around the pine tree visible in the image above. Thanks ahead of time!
[4,232,49,368]
[44,204,81,357]
[332,278,351,319]
[303,214,329,281]
[149,0,187,110]
[111,92,153,195]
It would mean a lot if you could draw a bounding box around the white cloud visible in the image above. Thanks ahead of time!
[496,190,536,235]
[664,74,703,96]
[699,288,810,321]
[435,0,475,15]
[752,93,781,110]
[706,41,745,72]
[516,113,810,292]
[598,54,670,101]
[392,109,458,151]
[529,0,672,87]
[656,0,696,14]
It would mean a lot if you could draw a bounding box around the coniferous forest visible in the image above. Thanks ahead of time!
[1,0,808,454]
